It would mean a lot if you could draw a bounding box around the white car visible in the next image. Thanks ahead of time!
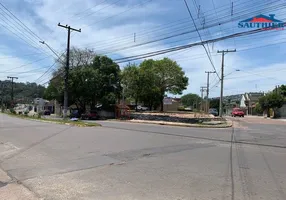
[136,105,148,111]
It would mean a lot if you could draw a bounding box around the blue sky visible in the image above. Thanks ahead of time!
[0,0,285,98]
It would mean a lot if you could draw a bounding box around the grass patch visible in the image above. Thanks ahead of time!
[5,113,101,127]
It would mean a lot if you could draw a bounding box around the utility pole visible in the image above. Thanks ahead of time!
[58,23,81,118]
[200,86,207,112]
[217,49,236,117]
[205,71,216,113]
[7,76,18,107]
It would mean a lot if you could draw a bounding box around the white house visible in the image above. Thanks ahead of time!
[240,92,264,115]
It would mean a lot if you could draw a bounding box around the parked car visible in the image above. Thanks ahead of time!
[43,110,51,115]
[81,110,98,120]
[184,107,193,111]
[136,105,148,111]
[231,108,244,117]
[70,109,80,118]
[209,108,218,116]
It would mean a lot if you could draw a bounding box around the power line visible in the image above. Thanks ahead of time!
[0,2,43,41]
[113,26,270,63]
[89,1,286,56]
[34,50,67,84]
[75,0,122,22]
[183,0,219,79]
[83,0,152,28]
[1,55,52,73]
[0,2,63,61]
[78,0,284,52]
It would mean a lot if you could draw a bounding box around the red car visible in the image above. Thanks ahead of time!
[231,108,244,117]
[81,110,98,120]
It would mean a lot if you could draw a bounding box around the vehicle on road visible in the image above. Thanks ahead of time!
[81,110,98,120]
[136,105,148,111]
[209,108,218,116]
[231,108,244,117]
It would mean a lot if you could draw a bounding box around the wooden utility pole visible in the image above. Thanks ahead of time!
[58,23,81,118]
[205,71,216,113]
[217,49,236,117]
[7,76,18,107]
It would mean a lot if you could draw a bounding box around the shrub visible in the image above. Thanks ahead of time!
[24,111,29,116]
[9,108,16,114]
[35,111,43,119]
[177,106,185,111]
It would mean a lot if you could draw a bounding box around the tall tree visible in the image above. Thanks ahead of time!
[152,58,188,111]
[181,93,201,107]
[139,59,161,110]
[121,64,142,109]
[44,49,121,113]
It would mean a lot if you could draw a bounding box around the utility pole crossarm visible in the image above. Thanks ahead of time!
[58,23,81,32]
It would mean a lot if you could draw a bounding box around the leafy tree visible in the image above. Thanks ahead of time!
[279,84,286,97]
[45,50,121,113]
[139,59,161,110]
[121,64,142,110]
[90,55,121,109]
[145,58,188,111]
[254,103,263,115]
[209,98,220,111]
[259,92,284,117]
[181,93,201,107]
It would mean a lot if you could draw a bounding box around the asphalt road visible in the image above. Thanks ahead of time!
[0,113,286,200]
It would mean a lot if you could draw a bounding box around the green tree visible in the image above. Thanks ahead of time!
[279,84,286,97]
[209,98,220,111]
[44,49,121,113]
[139,59,161,110]
[254,103,263,115]
[144,58,188,111]
[121,64,142,110]
[181,93,201,108]
[259,92,284,117]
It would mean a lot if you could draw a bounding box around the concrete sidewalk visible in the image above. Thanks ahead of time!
[244,115,286,121]
[0,168,39,200]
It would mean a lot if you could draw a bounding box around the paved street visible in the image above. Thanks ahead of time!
[0,113,286,200]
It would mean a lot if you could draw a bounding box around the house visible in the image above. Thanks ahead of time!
[157,97,182,112]
[223,94,242,115]
[31,98,55,114]
[240,92,264,115]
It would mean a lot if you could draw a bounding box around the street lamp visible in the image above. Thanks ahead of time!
[224,69,240,77]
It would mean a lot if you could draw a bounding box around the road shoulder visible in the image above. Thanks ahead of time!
[0,168,39,200]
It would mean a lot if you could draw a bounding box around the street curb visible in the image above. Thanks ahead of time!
[112,119,233,128]
[3,113,101,127]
